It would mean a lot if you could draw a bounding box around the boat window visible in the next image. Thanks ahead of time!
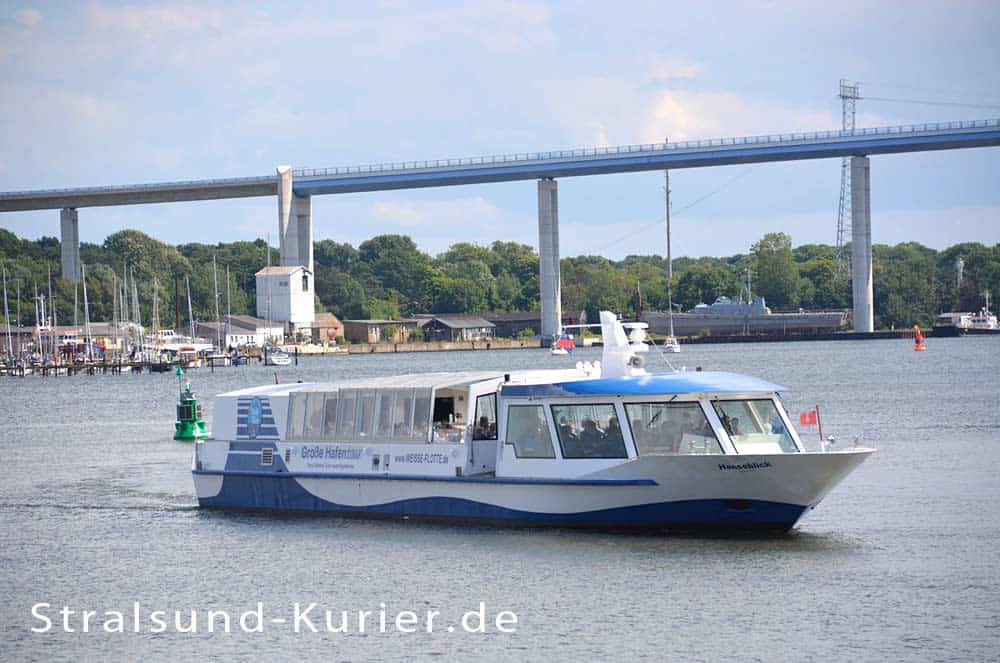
[624,402,722,455]
[356,390,376,438]
[473,393,498,440]
[337,389,358,438]
[322,393,339,437]
[712,399,798,453]
[286,391,308,440]
[303,393,325,439]
[412,390,432,441]
[392,390,414,437]
[374,390,395,439]
[550,403,627,459]
[505,405,555,459]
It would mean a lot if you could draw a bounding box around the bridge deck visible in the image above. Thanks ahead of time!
[1,119,997,211]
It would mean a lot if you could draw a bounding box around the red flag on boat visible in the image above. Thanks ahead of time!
[799,410,818,426]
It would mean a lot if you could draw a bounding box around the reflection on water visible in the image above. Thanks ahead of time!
[2,336,999,661]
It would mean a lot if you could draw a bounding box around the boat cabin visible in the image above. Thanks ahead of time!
[205,368,804,481]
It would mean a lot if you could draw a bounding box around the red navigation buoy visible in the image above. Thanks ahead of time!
[913,325,926,351]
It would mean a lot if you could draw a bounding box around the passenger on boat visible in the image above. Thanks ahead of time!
[606,416,622,440]
[473,416,492,440]
[577,418,625,458]
[558,416,577,441]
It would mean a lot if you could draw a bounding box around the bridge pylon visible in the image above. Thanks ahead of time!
[537,178,561,341]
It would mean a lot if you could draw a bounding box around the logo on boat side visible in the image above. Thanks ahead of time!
[718,461,772,471]
[236,396,280,440]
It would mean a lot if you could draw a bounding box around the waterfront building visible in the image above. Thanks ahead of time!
[254,265,315,335]
[342,319,419,344]
[418,316,496,342]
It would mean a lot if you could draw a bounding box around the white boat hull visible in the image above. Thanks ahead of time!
[194,444,871,531]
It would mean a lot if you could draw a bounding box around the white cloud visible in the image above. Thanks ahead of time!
[372,196,502,229]
[86,4,224,37]
[15,8,42,26]
[650,58,706,82]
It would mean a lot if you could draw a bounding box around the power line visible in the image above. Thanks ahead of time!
[863,95,1000,111]
[585,167,755,255]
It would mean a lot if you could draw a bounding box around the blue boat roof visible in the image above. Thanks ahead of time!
[501,371,785,398]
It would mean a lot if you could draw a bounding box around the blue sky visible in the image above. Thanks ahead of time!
[1,1,998,259]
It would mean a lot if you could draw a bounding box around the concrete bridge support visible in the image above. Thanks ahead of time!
[537,178,561,340]
[276,166,314,274]
[851,156,874,333]
[293,193,313,275]
[60,207,80,282]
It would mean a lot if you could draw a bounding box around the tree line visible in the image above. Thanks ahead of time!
[0,227,997,331]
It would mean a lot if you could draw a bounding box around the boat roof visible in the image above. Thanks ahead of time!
[218,369,784,399]
[500,371,785,398]
[218,370,510,397]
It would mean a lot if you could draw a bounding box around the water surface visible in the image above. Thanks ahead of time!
[2,338,998,661]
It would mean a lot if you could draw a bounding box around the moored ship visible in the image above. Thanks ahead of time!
[644,296,848,337]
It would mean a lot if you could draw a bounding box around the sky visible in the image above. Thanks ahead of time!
[1,1,998,260]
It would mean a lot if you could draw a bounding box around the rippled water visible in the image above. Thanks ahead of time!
[2,338,998,661]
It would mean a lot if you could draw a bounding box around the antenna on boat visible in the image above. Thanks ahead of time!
[599,311,650,378]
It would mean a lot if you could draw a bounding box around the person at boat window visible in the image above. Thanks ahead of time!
[683,408,713,438]
[473,416,491,440]
[558,415,577,442]
[606,416,622,441]
[597,416,627,457]
[729,417,742,436]
[578,418,605,457]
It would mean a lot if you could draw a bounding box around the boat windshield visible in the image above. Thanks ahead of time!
[624,402,722,455]
[711,399,798,453]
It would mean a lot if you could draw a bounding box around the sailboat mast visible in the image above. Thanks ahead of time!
[212,255,221,349]
[186,276,195,340]
[81,263,92,361]
[47,264,57,355]
[122,262,129,323]
[266,236,273,344]
[2,265,12,359]
[665,166,675,338]
[111,273,118,358]
[225,264,231,350]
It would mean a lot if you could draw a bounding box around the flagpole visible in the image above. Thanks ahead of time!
[815,404,824,441]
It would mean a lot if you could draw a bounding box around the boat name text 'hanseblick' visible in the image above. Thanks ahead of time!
[717,462,772,471]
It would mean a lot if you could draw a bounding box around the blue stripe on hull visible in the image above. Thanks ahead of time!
[198,474,809,532]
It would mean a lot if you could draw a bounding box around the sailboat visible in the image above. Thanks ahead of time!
[662,168,681,353]
[549,330,576,355]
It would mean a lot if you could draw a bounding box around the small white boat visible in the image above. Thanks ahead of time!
[662,336,681,353]
[264,346,291,366]
[193,312,873,532]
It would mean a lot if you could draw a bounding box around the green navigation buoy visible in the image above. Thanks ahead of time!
[174,366,209,441]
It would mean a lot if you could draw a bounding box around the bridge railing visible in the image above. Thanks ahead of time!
[0,175,274,199]
[292,118,999,179]
[3,118,997,198]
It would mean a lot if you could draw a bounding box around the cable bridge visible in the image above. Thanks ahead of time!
[2,118,998,334]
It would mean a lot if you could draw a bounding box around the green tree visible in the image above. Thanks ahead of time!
[674,263,735,310]
[752,232,799,309]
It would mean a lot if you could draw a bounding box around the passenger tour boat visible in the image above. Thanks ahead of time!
[192,312,873,531]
